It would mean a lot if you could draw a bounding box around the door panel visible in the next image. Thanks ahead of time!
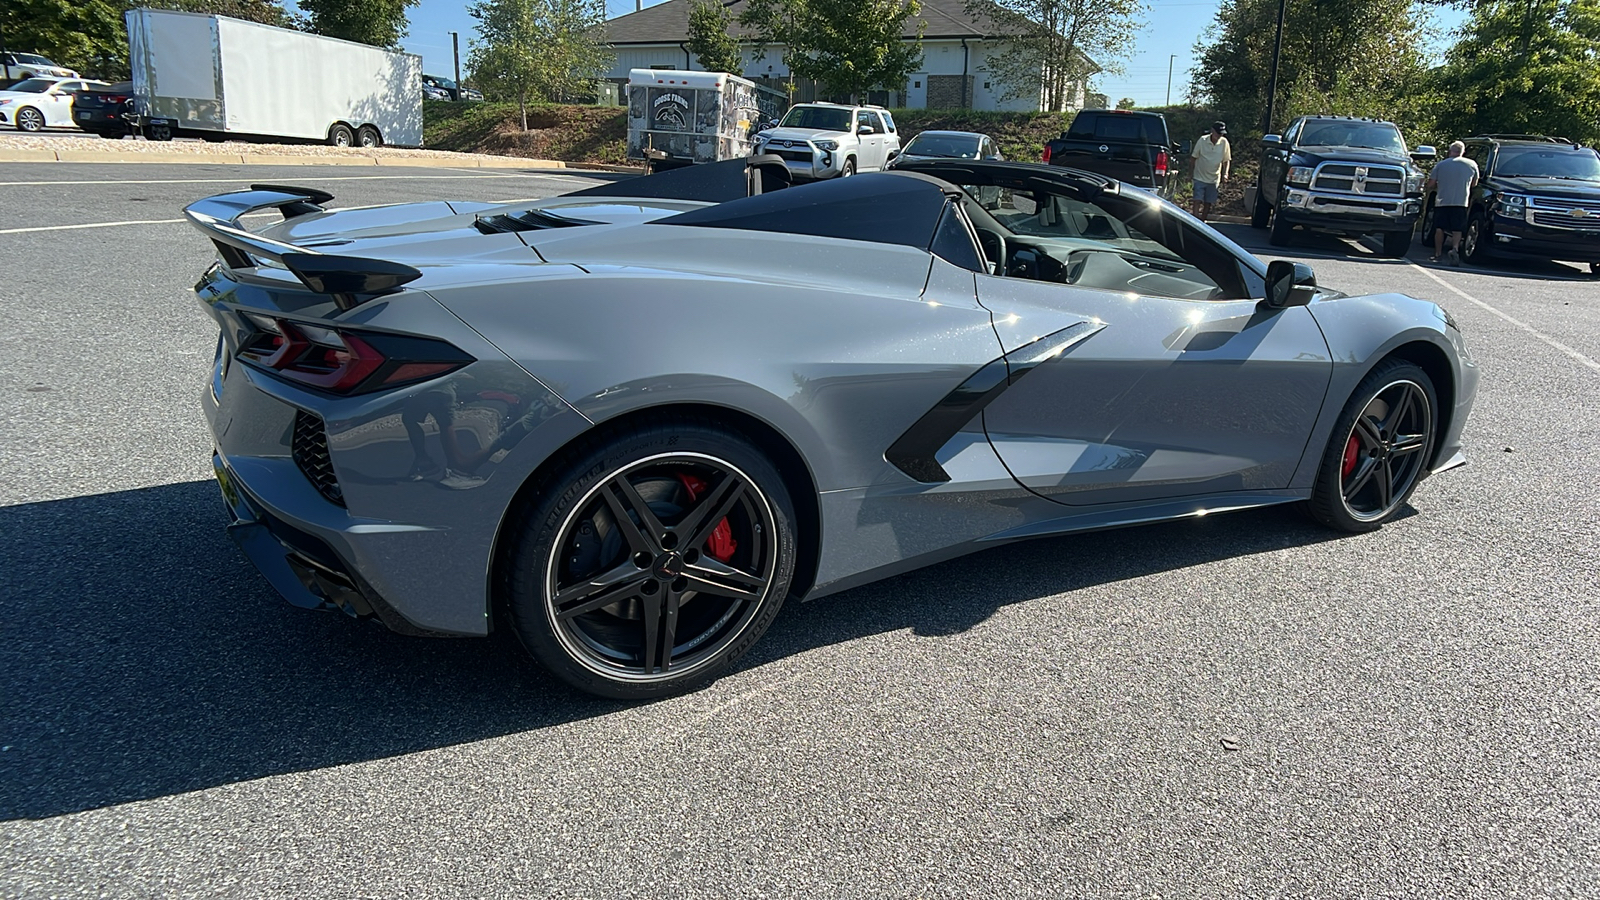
[977,275,1332,506]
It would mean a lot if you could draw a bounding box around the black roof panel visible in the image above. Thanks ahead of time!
[656,172,951,250]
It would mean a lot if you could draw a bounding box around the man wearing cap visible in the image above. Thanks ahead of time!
[1191,121,1231,221]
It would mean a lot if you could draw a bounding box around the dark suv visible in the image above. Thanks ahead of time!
[1422,135,1600,274]
[1253,116,1433,257]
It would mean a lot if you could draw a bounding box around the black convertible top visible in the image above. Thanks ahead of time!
[568,159,754,204]
[657,172,954,250]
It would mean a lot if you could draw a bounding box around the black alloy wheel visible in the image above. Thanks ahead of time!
[1268,200,1294,246]
[1380,229,1411,258]
[1308,360,1436,532]
[16,107,45,132]
[1462,217,1485,262]
[505,422,796,699]
[1417,200,1434,246]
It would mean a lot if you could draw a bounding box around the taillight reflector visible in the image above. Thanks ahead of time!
[1155,148,1169,177]
[1042,144,1052,164]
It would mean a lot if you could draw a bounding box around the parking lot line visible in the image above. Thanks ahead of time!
[1407,261,1600,372]
[0,211,282,235]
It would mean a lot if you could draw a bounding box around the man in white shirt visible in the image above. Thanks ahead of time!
[1424,140,1480,266]
[1191,121,1231,221]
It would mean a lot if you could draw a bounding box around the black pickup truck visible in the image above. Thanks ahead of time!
[1041,109,1185,197]
[1253,115,1433,257]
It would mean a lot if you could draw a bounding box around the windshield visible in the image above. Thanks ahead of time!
[1496,147,1600,182]
[1298,121,1406,154]
[424,75,457,89]
[6,79,56,94]
[779,107,853,132]
[15,54,55,66]
[904,133,983,159]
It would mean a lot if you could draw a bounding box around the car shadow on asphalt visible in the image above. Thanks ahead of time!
[1211,223,1596,280]
[0,479,1357,821]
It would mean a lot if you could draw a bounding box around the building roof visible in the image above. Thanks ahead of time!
[604,0,1000,45]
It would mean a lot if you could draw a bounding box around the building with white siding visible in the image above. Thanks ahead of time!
[602,0,1096,112]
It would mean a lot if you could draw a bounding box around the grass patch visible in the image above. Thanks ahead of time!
[423,100,628,166]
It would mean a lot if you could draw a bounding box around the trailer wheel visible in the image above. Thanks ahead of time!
[357,125,382,148]
[328,124,354,147]
[143,121,173,141]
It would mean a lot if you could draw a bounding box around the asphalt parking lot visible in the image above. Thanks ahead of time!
[2,162,1596,898]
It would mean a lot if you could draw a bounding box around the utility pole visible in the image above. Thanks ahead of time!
[1263,0,1287,134]
[449,31,461,91]
[1165,54,1175,107]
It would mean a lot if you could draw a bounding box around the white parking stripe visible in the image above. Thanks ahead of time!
[1407,261,1600,372]
[0,172,605,187]
[0,211,279,235]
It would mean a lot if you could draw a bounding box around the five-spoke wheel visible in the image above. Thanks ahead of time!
[1309,360,1436,531]
[506,422,795,699]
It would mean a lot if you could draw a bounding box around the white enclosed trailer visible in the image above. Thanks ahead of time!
[125,8,422,147]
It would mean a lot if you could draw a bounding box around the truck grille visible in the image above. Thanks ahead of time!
[1527,197,1600,231]
[1311,163,1405,197]
[770,148,813,163]
[292,410,344,506]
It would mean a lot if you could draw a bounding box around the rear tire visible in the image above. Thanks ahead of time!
[357,125,382,148]
[143,121,173,141]
[328,123,354,147]
[1380,229,1410,258]
[16,107,44,132]
[1307,359,1436,533]
[504,420,797,700]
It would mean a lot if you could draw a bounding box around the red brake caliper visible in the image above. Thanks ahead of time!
[675,473,737,562]
[1342,433,1361,478]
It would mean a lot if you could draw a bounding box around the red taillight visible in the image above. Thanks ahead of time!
[1155,148,1169,177]
[237,315,470,394]
[1042,144,1052,164]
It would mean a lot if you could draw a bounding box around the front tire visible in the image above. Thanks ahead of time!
[1417,200,1434,246]
[840,157,856,178]
[1251,188,1271,228]
[1307,360,1437,532]
[504,421,797,699]
[1462,216,1487,263]
[1268,201,1293,246]
[1380,229,1411,258]
[16,107,45,132]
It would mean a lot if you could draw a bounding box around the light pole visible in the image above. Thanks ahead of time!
[449,31,461,92]
[1263,0,1287,134]
[1165,54,1175,107]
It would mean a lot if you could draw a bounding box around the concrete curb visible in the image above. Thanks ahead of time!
[0,148,576,169]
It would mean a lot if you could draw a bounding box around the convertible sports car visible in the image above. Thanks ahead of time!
[185,158,1478,698]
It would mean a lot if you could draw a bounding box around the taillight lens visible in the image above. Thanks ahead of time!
[236,315,472,394]
[1041,144,1052,164]
[1155,148,1169,177]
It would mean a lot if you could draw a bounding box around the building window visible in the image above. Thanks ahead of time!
[913,80,921,88]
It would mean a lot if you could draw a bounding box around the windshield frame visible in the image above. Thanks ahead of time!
[904,132,984,159]
[6,78,58,94]
[1296,120,1407,155]
[778,106,854,133]
[1495,146,1600,182]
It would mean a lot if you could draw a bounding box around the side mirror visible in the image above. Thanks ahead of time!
[1178,140,1192,154]
[1412,145,1437,159]
[858,125,876,135]
[886,149,899,161]
[1263,259,1317,308]
[1262,134,1282,148]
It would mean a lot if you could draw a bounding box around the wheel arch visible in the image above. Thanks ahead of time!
[489,401,823,631]
[1375,339,1456,470]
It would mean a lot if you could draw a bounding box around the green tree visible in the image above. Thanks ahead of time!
[1191,0,1430,136]
[740,0,924,103]
[1115,96,1136,109]
[1429,0,1600,146]
[298,0,418,48]
[468,0,612,129]
[0,0,292,80]
[687,0,743,75]
[970,0,1143,112]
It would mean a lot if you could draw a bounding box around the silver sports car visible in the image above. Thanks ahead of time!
[186,159,1478,699]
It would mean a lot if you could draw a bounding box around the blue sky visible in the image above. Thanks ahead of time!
[378,0,1468,106]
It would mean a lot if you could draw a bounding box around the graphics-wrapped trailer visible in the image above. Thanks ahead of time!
[124,8,422,147]
[626,69,771,170]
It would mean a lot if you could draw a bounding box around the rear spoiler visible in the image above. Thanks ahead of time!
[183,184,421,310]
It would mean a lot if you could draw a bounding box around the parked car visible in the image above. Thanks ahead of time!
[0,77,107,132]
[1253,115,1433,257]
[181,159,1477,699]
[1041,109,1183,197]
[893,130,1003,164]
[71,81,136,138]
[422,83,451,102]
[1421,135,1600,274]
[751,102,900,180]
[1,51,78,84]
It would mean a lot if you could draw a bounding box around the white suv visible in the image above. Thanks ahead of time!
[753,103,900,180]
